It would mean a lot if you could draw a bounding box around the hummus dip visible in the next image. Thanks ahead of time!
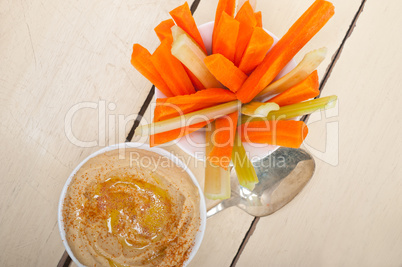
[63,148,200,267]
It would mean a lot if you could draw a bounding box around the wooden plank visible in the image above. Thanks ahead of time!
[0,0,193,266]
[237,0,402,266]
[190,0,362,265]
[136,101,255,267]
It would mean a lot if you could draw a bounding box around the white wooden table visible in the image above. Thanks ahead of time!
[1,0,402,266]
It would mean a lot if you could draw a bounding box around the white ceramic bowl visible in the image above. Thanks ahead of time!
[58,142,207,267]
[154,22,297,162]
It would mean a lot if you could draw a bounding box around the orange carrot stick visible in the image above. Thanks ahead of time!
[236,0,334,103]
[131,44,173,97]
[162,87,237,105]
[267,70,319,106]
[154,88,237,121]
[235,2,257,30]
[169,2,207,53]
[254,11,262,27]
[234,25,254,67]
[150,120,212,146]
[234,1,257,66]
[154,19,175,44]
[208,111,239,170]
[240,120,308,148]
[154,102,202,122]
[212,12,240,62]
[204,54,247,93]
[213,0,236,51]
[238,27,274,74]
[150,40,195,96]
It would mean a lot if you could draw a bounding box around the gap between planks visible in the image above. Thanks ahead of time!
[301,0,368,122]
[231,0,368,266]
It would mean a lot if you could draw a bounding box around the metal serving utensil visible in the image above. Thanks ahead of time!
[207,147,315,217]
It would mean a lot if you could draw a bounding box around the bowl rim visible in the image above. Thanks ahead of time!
[58,142,207,267]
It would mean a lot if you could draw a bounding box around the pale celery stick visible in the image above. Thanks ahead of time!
[232,133,258,191]
[255,47,327,101]
[241,95,337,124]
[204,122,231,200]
[135,100,241,136]
[171,25,187,41]
[171,33,223,88]
[241,102,279,117]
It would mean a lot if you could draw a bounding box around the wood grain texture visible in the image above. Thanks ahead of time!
[237,0,402,266]
[192,0,362,266]
[0,0,192,266]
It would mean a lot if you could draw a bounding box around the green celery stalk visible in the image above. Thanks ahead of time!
[232,133,258,191]
[204,122,231,200]
[136,100,241,136]
[241,95,337,124]
[241,102,279,117]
